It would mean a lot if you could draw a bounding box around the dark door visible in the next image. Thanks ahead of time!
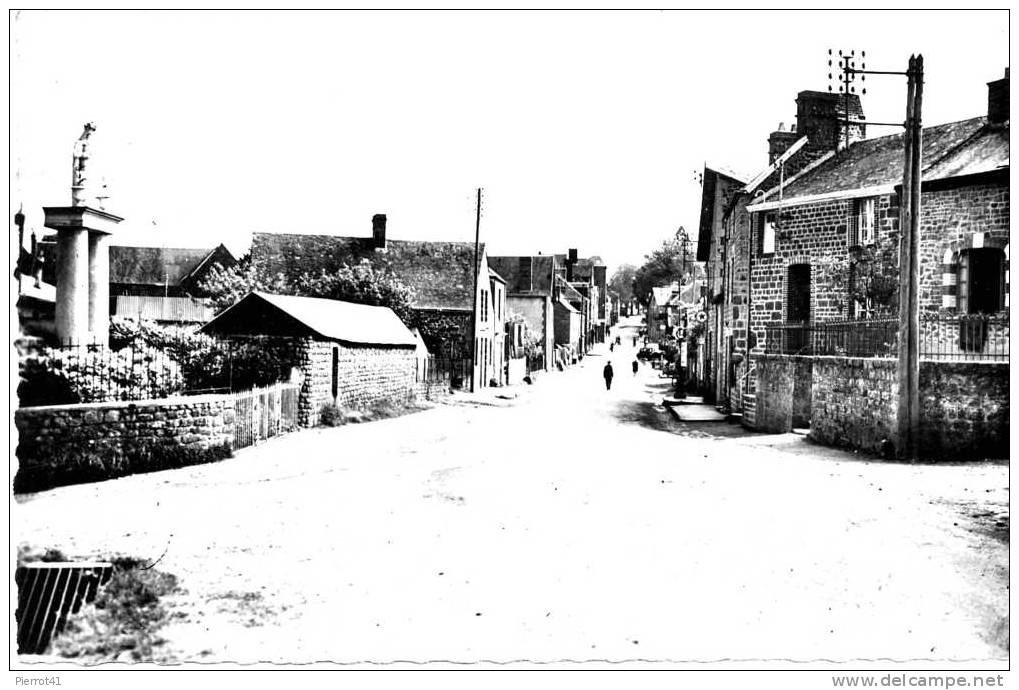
[787,265,811,353]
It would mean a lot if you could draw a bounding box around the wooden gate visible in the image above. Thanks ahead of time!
[233,381,300,450]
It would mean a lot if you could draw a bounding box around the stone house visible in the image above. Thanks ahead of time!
[696,90,865,409]
[741,70,1009,458]
[201,291,418,427]
[249,214,506,391]
[554,275,590,355]
[488,254,558,371]
[646,284,678,343]
[553,295,582,363]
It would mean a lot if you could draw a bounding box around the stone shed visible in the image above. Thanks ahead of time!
[202,292,419,427]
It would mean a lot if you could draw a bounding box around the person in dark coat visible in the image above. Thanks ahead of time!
[603,362,614,390]
[632,359,639,376]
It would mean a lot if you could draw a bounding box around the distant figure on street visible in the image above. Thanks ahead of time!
[603,362,614,390]
[610,342,615,352]
[632,335,637,347]
[632,359,639,376]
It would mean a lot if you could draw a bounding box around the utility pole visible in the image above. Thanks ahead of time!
[830,49,924,460]
[896,55,924,461]
[470,187,482,393]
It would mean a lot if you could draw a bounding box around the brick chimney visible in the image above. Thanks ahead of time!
[566,248,578,282]
[372,213,387,250]
[768,122,800,164]
[796,91,865,152]
[988,68,1009,124]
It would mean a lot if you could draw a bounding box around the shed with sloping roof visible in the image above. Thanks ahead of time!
[201,292,418,426]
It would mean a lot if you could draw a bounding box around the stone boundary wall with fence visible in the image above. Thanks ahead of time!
[752,354,1008,460]
[14,394,235,493]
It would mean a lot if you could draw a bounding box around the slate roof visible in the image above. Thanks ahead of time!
[923,122,1009,181]
[201,291,417,347]
[109,245,236,286]
[488,255,557,295]
[250,232,483,311]
[766,117,992,201]
[697,165,748,261]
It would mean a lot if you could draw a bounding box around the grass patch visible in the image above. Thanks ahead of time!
[319,398,431,427]
[48,556,179,663]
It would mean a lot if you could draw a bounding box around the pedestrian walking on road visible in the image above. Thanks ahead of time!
[632,335,637,347]
[632,359,639,376]
[603,362,614,390]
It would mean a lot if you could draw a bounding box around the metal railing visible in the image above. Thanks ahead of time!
[416,356,473,390]
[764,314,1008,361]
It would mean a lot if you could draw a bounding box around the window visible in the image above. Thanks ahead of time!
[761,213,776,254]
[849,197,875,246]
[960,248,1005,314]
[480,290,489,322]
[331,347,339,400]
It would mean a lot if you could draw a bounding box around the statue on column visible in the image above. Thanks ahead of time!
[71,122,97,207]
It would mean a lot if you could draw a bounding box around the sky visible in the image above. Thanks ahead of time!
[10,10,1009,274]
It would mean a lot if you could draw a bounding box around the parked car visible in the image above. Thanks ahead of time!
[636,346,657,361]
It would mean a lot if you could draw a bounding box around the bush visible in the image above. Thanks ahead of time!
[50,558,179,662]
[14,440,233,494]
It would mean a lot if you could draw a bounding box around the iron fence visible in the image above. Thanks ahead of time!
[764,314,1008,361]
[16,561,114,654]
[233,381,301,450]
[19,339,297,407]
[416,356,473,390]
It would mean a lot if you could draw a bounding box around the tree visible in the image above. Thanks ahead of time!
[297,260,417,324]
[608,264,637,305]
[199,256,416,324]
[632,227,703,306]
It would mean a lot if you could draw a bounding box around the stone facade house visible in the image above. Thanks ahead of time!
[249,214,506,391]
[741,70,1009,458]
[696,90,865,409]
[488,254,558,371]
[201,291,418,427]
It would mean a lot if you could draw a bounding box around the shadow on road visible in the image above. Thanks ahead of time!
[610,400,752,440]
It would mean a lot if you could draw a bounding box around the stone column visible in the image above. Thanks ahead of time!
[55,228,90,345]
[88,231,110,345]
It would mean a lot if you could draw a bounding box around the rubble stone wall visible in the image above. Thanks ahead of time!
[14,394,234,492]
[297,338,417,427]
[756,354,1008,459]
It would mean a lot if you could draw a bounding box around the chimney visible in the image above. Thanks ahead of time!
[796,91,865,152]
[988,68,1009,124]
[372,213,387,250]
[768,122,801,164]
[567,248,578,282]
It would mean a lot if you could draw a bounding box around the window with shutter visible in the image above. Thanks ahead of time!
[761,213,776,254]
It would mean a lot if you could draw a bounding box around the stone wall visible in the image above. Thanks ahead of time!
[755,354,1009,460]
[752,355,813,433]
[14,394,234,492]
[297,337,417,427]
[809,357,898,454]
[920,361,1009,459]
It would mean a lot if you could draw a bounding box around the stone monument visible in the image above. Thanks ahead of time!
[45,123,123,345]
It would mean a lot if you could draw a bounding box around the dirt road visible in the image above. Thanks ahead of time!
[14,318,1009,665]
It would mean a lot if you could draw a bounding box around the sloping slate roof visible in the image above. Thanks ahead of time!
[696,166,747,261]
[250,233,482,311]
[776,117,989,199]
[923,123,1009,181]
[110,246,214,285]
[203,291,417,346]
[488,255,557,294]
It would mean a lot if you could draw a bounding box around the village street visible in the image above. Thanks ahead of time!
[14,318,1008,666]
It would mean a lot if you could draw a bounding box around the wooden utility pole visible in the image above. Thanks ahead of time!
[470,187,482,393]
[896,55,923,461]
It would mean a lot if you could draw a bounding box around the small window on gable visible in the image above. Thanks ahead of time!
[850,197,876,246]
[761,213,776,254]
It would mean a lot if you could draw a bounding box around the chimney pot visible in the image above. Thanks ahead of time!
[372,213,387,250]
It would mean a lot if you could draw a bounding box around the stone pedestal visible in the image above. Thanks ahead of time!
[44,206,122,346]
[54,229,89,345]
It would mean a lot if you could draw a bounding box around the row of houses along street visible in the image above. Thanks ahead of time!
[10,18,1009,672]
